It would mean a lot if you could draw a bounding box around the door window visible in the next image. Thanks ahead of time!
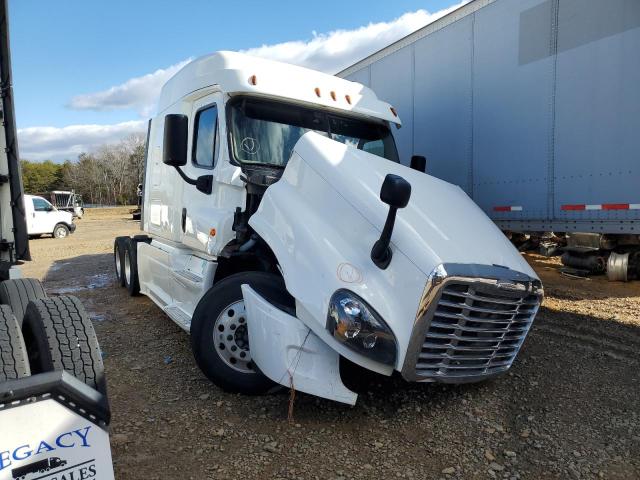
[33,198,52,212]
[192,105,218,168]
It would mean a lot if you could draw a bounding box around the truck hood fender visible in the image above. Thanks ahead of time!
[248,132,537,372]
[242,285,357,405]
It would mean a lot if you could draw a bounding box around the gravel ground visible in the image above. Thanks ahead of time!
[21,208,640,480]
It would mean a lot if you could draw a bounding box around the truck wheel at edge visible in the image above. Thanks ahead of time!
[0,305,30,381]
[190,272,293,394]
[0,278,47,326]
[22,295,108,397]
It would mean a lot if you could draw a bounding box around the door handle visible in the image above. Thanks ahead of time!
[181,208,187,232]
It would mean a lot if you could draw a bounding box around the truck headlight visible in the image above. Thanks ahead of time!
[326,289,397,366]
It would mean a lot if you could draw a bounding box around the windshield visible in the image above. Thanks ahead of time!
[228,97,399,167]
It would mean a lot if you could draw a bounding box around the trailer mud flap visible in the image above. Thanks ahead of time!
[0,371,114,480]
[241,285,357,405]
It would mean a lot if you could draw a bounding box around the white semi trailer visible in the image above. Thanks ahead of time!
[114,51,543,404]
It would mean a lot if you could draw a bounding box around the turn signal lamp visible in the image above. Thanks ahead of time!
[249,75,257,86]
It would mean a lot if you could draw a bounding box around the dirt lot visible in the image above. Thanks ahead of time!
[21,208,640,480]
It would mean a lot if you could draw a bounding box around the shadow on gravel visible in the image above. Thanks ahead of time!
[534,305,640,361]
[42,253,115,294]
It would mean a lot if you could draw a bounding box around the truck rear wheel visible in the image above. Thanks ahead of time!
[191,271,293,395]
[53,223,70,238]
[123,238,140,296]
[0,278,47,327]
[22,295,107,396]
[0,305,31,381]
[114,237,128,287]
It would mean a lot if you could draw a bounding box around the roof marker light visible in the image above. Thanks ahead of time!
[315,87,321,97]
[345,95,352,105]
[330,91,337,101]
[249,75,257,86]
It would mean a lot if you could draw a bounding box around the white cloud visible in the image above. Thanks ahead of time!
[67,59,192,117]
[243,3,468,73]
[64,3,466,117]
[22,3,468,161]
[18,121,147,161]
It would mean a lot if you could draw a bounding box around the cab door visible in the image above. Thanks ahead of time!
[168,93,225,320]
[180,93,223,253]
[30,197,55,234]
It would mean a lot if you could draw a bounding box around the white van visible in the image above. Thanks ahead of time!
[24,194,76,238]
[114,52,543,404]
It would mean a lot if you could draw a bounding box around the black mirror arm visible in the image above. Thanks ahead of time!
[173,166,213,195]
[174,166,197,185]
[370,207,398,270]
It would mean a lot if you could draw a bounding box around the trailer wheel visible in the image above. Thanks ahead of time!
[0,278,47,327]
[22,295,107,397]
[53,223,70,239]
[191,271,294,395]
[114,237,128,287]
[123,238,140,296]
[0,305,31,381]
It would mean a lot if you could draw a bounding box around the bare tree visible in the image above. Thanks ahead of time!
[61,131,147,206]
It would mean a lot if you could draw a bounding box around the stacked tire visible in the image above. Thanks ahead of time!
[0,278,107,397]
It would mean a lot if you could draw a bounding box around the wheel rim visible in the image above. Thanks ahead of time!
[115,246,121,278]
[124,250,131,284]
[56,227,67,238]
[213,300,255,374]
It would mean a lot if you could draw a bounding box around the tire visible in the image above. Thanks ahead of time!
[114,237,128,287]
[22,295,107,396]
[190,271,294,395]
[53,223,70,239]
[123,238,140,296]
[0,305,30,382]
[0,278,47,327]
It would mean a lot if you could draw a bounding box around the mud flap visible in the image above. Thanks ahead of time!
[241,285,357,405]
[0,371,114,480]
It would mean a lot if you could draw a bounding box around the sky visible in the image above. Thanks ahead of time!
[9,0,466,162]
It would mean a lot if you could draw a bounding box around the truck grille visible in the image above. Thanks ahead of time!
[414,282,540,380]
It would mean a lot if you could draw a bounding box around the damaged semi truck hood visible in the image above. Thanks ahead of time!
[291,133,536,277]
[246,133,538,402]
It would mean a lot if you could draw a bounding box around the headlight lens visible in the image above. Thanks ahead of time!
[326,289,397,366]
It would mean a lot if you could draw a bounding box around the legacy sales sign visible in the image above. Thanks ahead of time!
[0,399,114,480]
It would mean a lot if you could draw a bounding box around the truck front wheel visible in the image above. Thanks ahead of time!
[191,272,293,395]
[53,223,70,238]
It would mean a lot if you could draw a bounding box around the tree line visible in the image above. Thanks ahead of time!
[21,133,146,206]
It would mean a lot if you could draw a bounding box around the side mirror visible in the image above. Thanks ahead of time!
[410,155,426,173]
[380,174,411,208]
[163,114,213,195]
[162,114,188,167]
[371,174,412,270]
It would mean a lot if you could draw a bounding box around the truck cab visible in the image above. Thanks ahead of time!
[24,194,76,238]
[117,51,543,404]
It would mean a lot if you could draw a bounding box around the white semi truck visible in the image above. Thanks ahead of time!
[114,51,543,404]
